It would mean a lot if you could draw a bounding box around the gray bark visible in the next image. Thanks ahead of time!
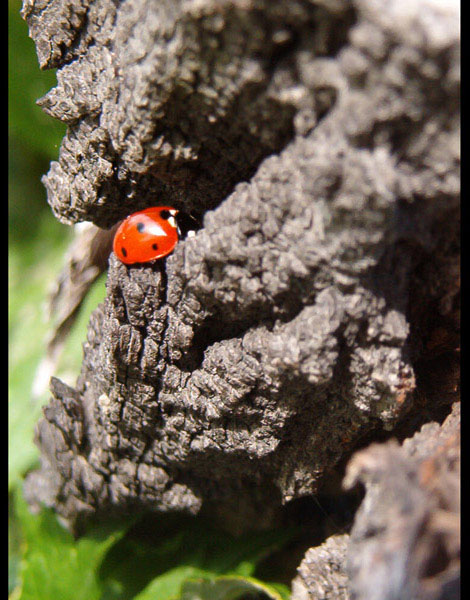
[290,402,460,600]
[344,401,460,600]
[22,0,459,594]
[291,534,350,599]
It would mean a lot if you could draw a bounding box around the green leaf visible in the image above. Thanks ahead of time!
[181,575,291,600]
[15,492,125,600]
[99,513,298,600]
[134,571,291,600]
[133,566,210,600]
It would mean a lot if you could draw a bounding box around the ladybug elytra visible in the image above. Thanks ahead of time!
[113,206,179,265]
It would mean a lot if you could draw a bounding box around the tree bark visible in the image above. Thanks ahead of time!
[22,0,459,593]
[291,402,460,600]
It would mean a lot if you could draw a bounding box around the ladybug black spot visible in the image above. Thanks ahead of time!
[152,243,159,251]
[160,210,170,220]
[136,222,145,232]
[121,247,128,257]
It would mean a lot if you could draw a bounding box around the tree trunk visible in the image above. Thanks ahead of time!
[22,0,459,597]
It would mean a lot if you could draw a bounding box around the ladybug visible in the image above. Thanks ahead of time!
[113,206,180,265]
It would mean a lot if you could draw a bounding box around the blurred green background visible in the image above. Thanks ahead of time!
[8,0,108,490]
[9,0,108,594]
[8,1,298,598]
[9,0,67,499]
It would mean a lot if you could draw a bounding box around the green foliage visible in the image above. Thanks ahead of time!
[9,0,71,503]
[8,0,65,159]
[98,513,297,599]
[12,500,297,600]
[138,572,290,600]
[180,576,291,600]
[8,219,107,489]
[9,0,66,243]
[8,213,70,489]
[8,0,104,492]
[9,0,70,485]
[9,0,108,595]
[133,567,210,600]
[14,493,126,600]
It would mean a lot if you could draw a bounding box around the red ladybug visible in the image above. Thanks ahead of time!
[113,206,179,265]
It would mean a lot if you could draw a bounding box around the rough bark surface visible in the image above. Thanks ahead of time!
[23,0,459,584]
[290,402,460,600]
[291,534,350,600]
[344,401,460,600]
